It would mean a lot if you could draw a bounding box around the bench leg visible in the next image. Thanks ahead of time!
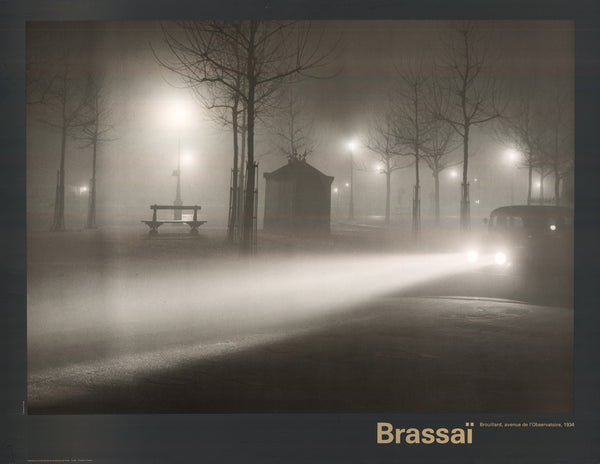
[189,227,199,235]
[147,222,161,235]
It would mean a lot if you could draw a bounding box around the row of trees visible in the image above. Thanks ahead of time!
[157,20,335,252]
[27,21,573,246]
[27,27,113,231]
[159,20,573,244]
[365,22,573,234]
[367,22,502,233]
[497,80,574,207]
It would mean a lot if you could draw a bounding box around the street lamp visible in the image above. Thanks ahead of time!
[169,101,191,220]
[473,177,481,217]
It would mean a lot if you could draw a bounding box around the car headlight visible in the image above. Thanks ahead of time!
[494,251,508,265]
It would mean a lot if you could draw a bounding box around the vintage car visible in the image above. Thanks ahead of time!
[466,205,574,273]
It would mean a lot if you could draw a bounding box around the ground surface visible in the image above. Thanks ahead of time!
[27,224,573,414]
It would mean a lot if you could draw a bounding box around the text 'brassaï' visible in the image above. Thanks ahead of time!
[377,422,474,444]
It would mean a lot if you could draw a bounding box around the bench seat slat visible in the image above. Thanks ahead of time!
[151,205,202,210]
[142,220,207,225]
[143,205,206,235]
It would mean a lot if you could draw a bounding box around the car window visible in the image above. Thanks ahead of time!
[490,213,524,230]
[489,208,573,238]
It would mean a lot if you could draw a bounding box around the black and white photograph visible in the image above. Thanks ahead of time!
[25,19,574,414]
[2,2,599,462]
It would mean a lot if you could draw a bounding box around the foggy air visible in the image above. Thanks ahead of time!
[26,20,574,414]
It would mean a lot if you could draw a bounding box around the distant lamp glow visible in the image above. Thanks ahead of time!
[475,199,480,205]
[333,187,339,194]
[169,100,190,127]
[182,151,194,166]
[375,163,385,173]
[347,140,357,151]
[79,186,88,194]
[450,170,458,178]
[505,149,519,163]
[495,251,508,265]
[345,182,350,188]
[549,224,557,231]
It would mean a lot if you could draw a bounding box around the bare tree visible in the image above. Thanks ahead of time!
[534,164,553,204]
[421,118,461,226]
[157,20,334,253]
[195,77,247,243]
[76,75,115,229]
[434,21,504,230]
[272,86,316,162]
[537,78,574,206]
[366,109,411,225]
[27,27,92,231]
[393,61,431,237]
[496,89,546,206]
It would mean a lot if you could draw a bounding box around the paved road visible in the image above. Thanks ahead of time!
[28,268,573,414]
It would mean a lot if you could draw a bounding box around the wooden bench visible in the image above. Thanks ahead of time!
[142,205,206,235]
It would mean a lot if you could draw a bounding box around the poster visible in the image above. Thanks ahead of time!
[2,1,599,462]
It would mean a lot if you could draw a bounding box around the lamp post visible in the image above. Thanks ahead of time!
[332,186,339,219]
[169,101,190,220]
[347,140,357,221]
[473,177,481,218]
[173,140,182,219]
[505,149,520,205]
[447,169,459,224]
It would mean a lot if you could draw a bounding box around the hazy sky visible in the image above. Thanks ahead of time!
[26,20,573,229]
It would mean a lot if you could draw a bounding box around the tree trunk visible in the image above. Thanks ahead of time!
[554,167,561,206]
[413,151,421,238]
[86,140,97,229]
[237,111,246,242]
[434,170,440,227]
[385,170,391,225]
[460,125,470,230]
[413,91,421,238]
[52,123,67,231]
[242,46,256,254]
[227,101,240,243]
[349,153,354,221]
[527,159,533,206]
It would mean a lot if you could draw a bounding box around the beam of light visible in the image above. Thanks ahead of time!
[467,250,479,263]
[28,252,492,380]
